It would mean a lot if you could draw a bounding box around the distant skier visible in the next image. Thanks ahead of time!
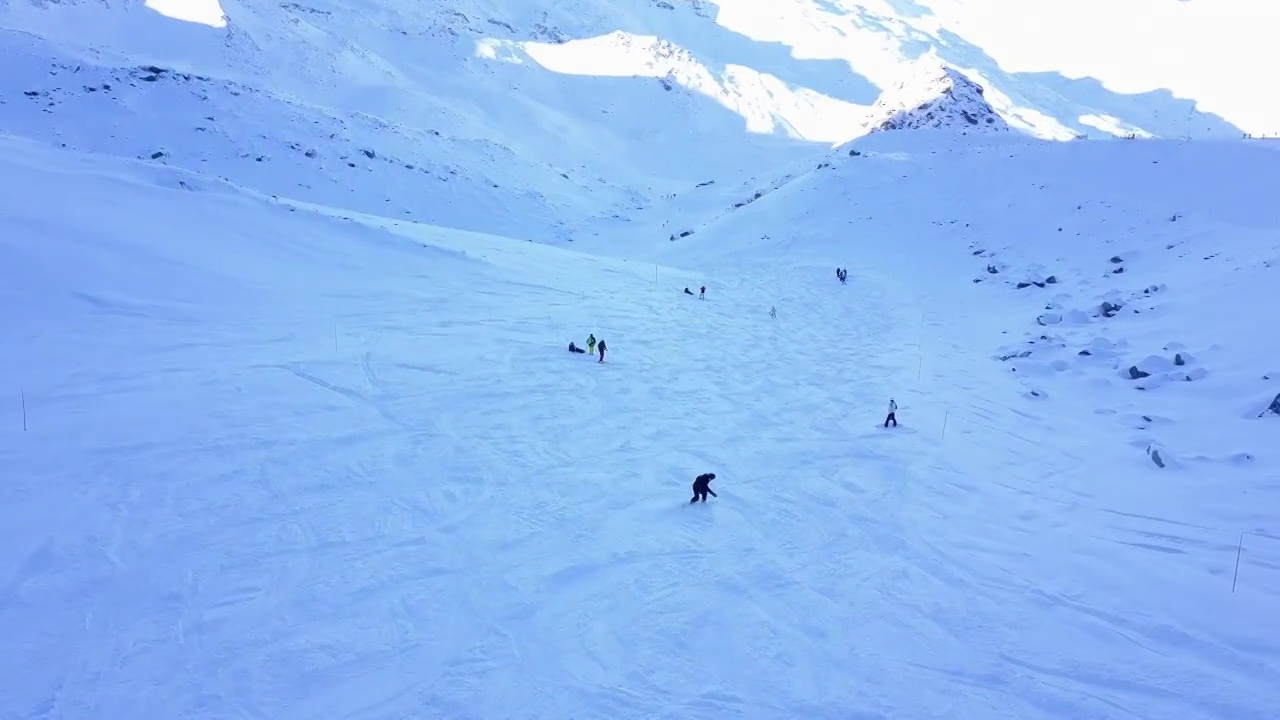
[587,334,596,356]
[699,285,706,299]
[690,472,717,503]
[884,398,898,427]
[597,338,607,363]
[769,305,777,319]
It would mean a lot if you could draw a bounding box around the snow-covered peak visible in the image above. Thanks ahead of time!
[859,57,1010,135]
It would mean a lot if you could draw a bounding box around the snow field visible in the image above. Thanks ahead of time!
[5,132,1279,718]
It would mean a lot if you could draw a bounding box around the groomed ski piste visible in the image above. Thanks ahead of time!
[4,125,1280,718]
[4,0,1280,717]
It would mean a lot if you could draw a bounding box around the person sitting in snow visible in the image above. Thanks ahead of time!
[569,341,585,354]
[684,287,694,295]
[690,472,717,503]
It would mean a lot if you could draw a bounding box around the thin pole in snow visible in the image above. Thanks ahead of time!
[916,311,925,382]
[21,388,26,432]
[1232,533,1244,593]
[941,407,949,442]
[334,324,338,352]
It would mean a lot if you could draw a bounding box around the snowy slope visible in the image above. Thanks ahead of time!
[3,0,1280,717]
[4,128,1280,719]
[650,131,1280,470]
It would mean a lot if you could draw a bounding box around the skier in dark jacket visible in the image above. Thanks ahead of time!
[597,338,607,363]
[690,473,717,503]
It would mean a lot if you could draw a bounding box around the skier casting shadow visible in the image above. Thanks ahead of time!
[690,473,717,503]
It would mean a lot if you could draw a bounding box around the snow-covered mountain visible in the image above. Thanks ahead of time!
[3,1,1280,719]
[1,0,1275,242]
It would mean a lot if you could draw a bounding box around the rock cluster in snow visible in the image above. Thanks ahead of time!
[859,60,1009,134]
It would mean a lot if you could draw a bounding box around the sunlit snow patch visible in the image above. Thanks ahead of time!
[1080,113,1155,138]
[477,31,865,142]
[145,0,226,28]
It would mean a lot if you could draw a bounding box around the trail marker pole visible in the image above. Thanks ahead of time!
[334,324,338,352]
[21,389,26,432]
[941,407,949,442]
[1232,533,1244,593]
[916,311,926,382]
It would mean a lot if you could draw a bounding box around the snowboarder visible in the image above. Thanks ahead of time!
[884,398,898,427]
[690,472,717,503]
[597,338,607,363]
[568,341,585,354]
[586,334,596,356]
[699,285,706,299]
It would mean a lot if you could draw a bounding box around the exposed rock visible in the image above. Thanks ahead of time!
[855,56,1010,135]
[1148,446,1166,468]
[1128,365,1150,379]
[1262,393,1280,417]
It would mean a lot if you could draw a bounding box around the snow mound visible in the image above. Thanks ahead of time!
[860,58,1011,135]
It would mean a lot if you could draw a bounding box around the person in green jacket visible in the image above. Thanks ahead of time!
[586,334,596,356]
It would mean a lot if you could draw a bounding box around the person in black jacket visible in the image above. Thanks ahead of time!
[690,473,717,503]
